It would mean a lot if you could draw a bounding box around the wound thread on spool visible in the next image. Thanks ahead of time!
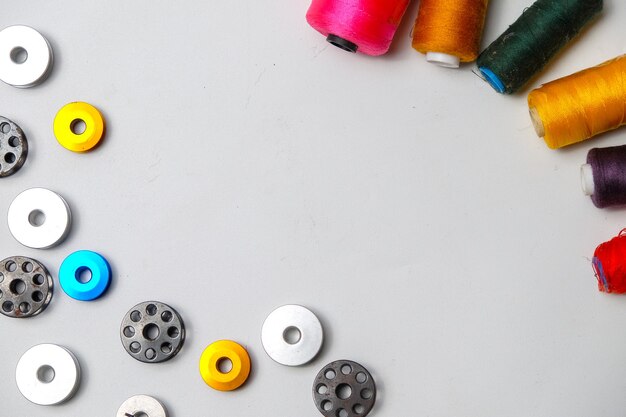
[477,0,603,94]
[528,55,626,149]
[306,0,411,56]
[593,230,626,294]
[411,0,489,68]
[582,145,626,208]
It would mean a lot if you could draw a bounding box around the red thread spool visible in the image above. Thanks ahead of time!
[306,0,411,56]
[593,229,626,293]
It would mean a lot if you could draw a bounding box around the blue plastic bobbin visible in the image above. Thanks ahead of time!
[478,67,506,94]
[59,250,111,301]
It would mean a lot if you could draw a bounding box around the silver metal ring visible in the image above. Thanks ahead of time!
[0,25,53,88]
[0,116,28,177]
[116,395,168,417]
[261,304,323,366]
[8,188,71,249]
[16,344,81,405]
[0,256,53,318]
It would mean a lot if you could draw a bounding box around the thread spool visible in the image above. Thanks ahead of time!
[306,0,411,56]
[593,230,626,294]
[528,55,626,149]
[477,0,602,94]
[581,145,626,208]
[411,0,489,68]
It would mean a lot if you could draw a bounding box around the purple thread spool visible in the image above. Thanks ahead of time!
[582,145,626,208]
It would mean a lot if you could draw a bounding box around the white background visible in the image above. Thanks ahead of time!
[1,1,626,416]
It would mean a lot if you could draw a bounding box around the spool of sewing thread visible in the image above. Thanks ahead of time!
[411,0,489,68]
[581,145,626,208]
[593,230,626,294]
[528,55,626,149]
[306,0,411,56]
[477,0,603,94]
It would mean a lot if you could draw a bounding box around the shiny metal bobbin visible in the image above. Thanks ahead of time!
[0,256,53,318]
[8,187,72,249]
[16,344,81,405]
[121,301,185,363]
[0,116,28,177]
[313,360,377,417]
[261,304,323,366]
[116,395,168,417]
[0,25,53,88]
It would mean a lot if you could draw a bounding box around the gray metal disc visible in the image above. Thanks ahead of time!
[120,301,185,363]
[0,256,53,318]
[313,360,377,417]
[0,116,28,177]
[116,395,168,417]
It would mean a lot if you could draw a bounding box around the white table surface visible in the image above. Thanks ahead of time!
[2,1,626,416]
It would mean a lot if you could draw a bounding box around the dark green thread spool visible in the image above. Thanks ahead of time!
[477,0,603,94]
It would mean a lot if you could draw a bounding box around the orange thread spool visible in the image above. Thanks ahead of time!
[411,0,489,68]
[528,55,626,149]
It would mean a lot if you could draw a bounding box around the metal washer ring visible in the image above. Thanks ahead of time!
[0,25,53,88]
[8,187,72,249]
[59,250,111,301]
[16,344,81,405]
[116,395,168,417]
[121,301,185,363]
[313,360,377,417]
[261,304,323,366]
[0,116,28,177]
[0,256,53,318]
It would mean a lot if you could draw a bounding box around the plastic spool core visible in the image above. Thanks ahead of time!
[581,163,595,196]
[426,52,460,69]
[326,34,358,53]
[529,107,545,137]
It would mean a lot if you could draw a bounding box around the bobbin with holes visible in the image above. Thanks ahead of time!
[121,301,185,363]
[261,304,323,366]
[199,340,251,391]
[0,116,28,177]
[313,360,376,417]
[16,344,81,405]
[116,395,168,417]
[0,256,53,318]
[0,25,53,88]
[8,187,72,249]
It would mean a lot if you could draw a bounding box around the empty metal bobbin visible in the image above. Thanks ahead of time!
[120,301,185,363]
[0,116,28,177]
[261,304,323,366]
[0,25,54,88]
[313,360,377,417]
[116,395,168,417]
[0,256,53,318]
[16,344,81,405]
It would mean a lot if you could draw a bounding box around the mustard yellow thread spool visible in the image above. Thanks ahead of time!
[54,102,104,152]
[199,340,251,391]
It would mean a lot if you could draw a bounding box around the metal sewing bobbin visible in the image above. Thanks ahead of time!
[0,25,54,88]
[0,256,53,318]
[120,301,186,363]
[0,116,28,177]
[116,395,168,417]
[313,360,377,417]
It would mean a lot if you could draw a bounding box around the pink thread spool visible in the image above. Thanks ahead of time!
[306,0,411,56]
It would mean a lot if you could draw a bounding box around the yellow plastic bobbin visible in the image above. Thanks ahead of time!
[199,340,251,391]
[54,102,105,152]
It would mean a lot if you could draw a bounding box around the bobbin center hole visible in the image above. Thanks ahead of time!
[37,365,55,383]
[283,326,301,345]
[10,47,28,64]
[28,210,46,227]
[143,323,160,341]
[217,357,233,374]
[76,267,92,284]
[128,412,148,417]
[70,119,86,135]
